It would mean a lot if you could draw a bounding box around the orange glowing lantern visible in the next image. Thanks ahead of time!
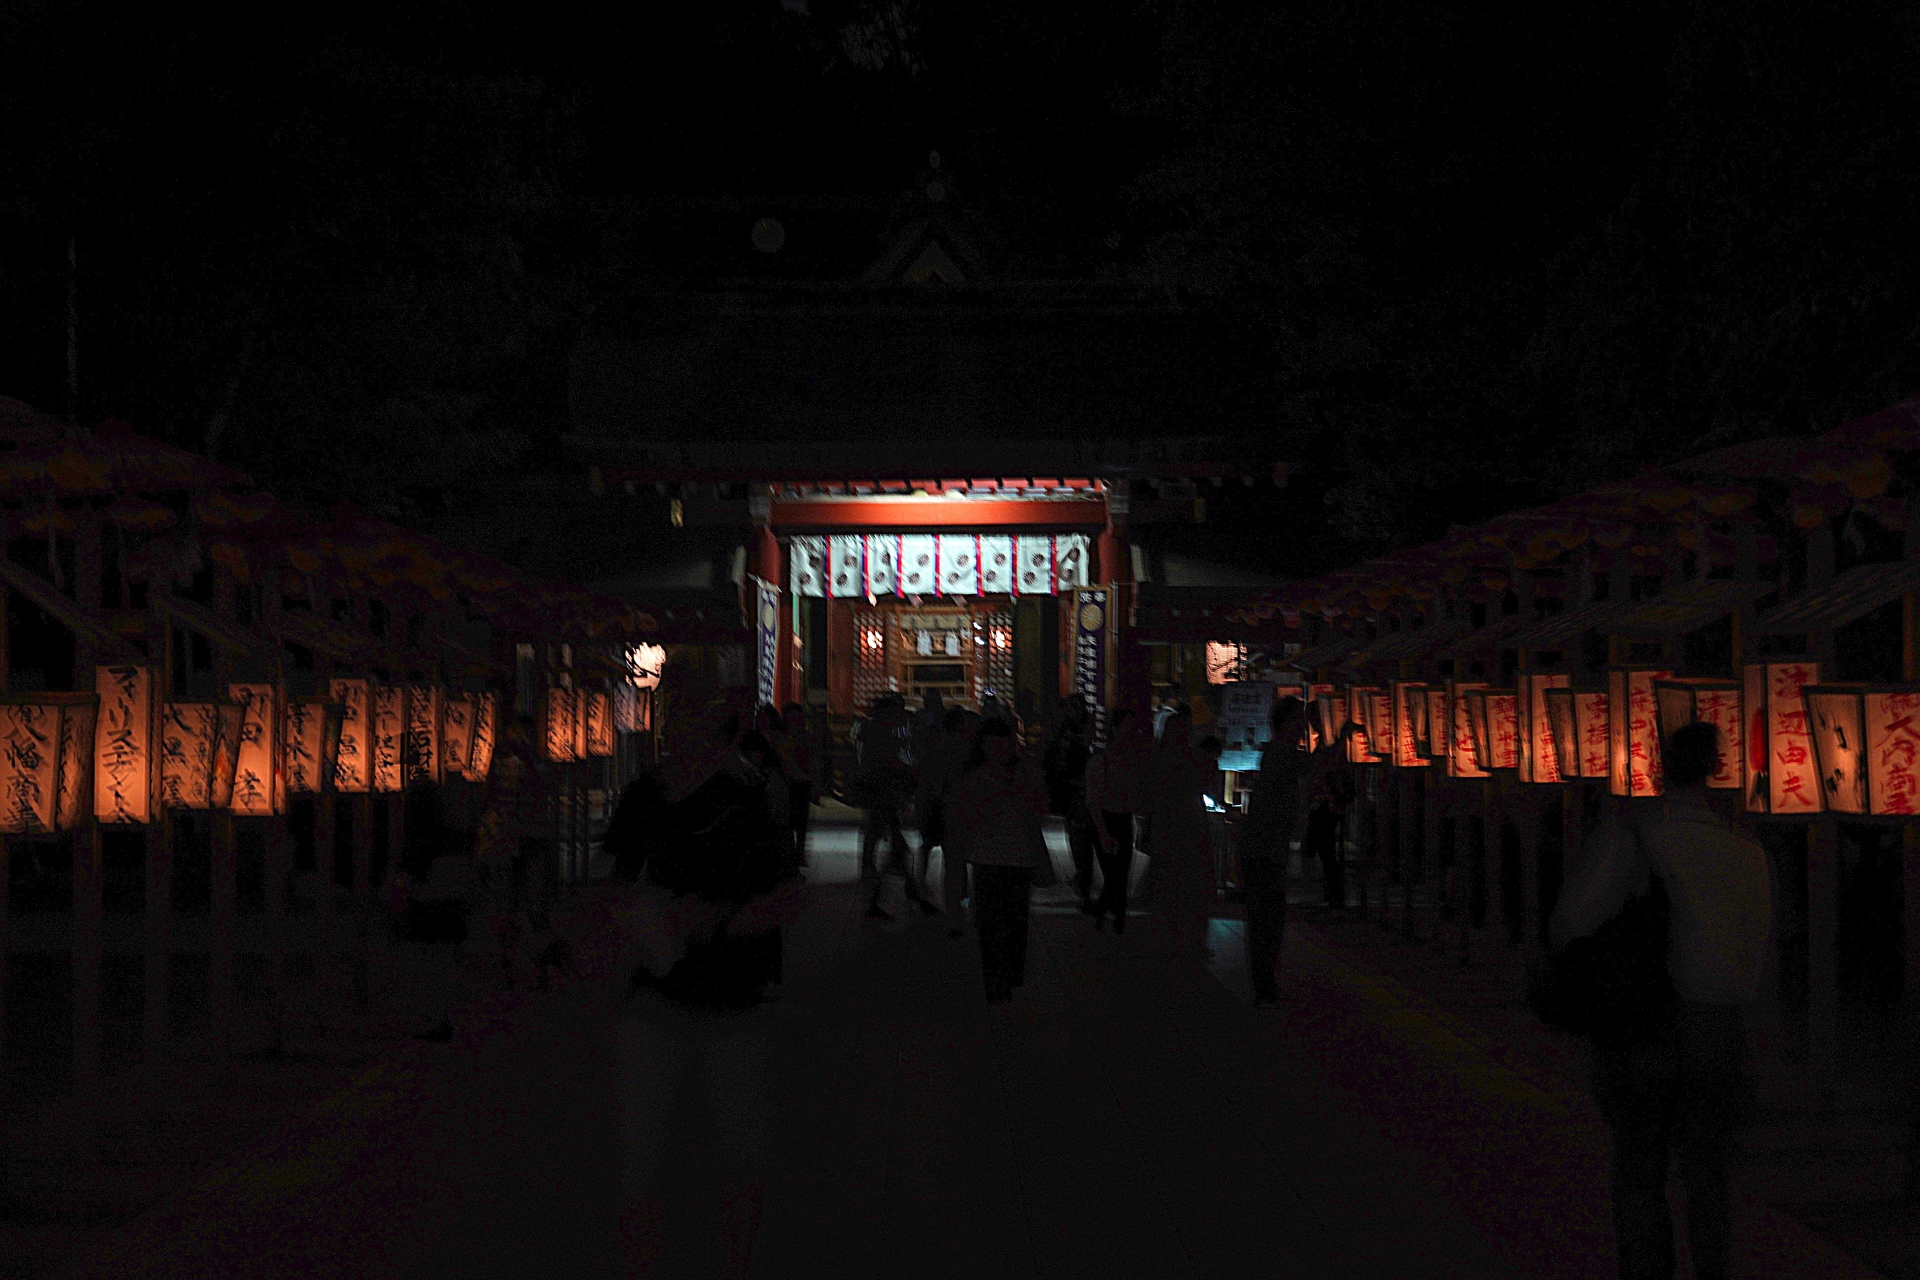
[160,700,240,809]
[330,679,371,793]
[370,685,406,793]
[546,687,581,763]
[1391,682,1430,768]
[585,691,615,758]
[1798,684,1920,817]
[227,683,282,816]
[628,642,666,691]
[1465,688,1521,771]
[1802,685,1867,814]
[1446,682,1489,778]
[281,695,339,794]
[0,694,97,834]
[94,664,153,824]
[1521,674,1571,783]
[1742,662,1821,814]
[1310,689,1339,752]
[441,694,476,780]
[1425,687,1451,760]
[468,693,498,782]
[1608,668,1669,798]
[1651,679,1744,790]
[1344,686,1384,763]
[405,684,443,786]
[1543,686,1579,781]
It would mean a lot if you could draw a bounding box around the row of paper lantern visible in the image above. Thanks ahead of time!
[1312,662,1920,818]
[542,686,621,764]
[0,667,506,837]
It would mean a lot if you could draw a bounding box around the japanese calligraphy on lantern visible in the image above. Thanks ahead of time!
[469,693,498,781]
[55,698,95,830]
[330,679,370,793]
[160,701,219,808]
[1865,691,1920,815]
[1346,685,1384,764]
[405,685,442,786]
[1696,688,1744,789]
[442,694,475,780]
[227,683,279,816]
[1575,691,1611,779]
[1072,590,1109,733]
[1609,669,1667,798]
[1524,674,1571,783]
[1448,682,1488,778]
[371,685,405,792]
[0,702,59,834]
[585,691,614,758]
[1392,682,1429,768]
[1486,691,1521,771]
[282,697,329,794]
[1746,662,1820,815]
[1544,687,1578,781]
[545,687,579,763]
[1804,687,1867,815]
[94,664,152,824]
[1425,688,1451,759]
[613,681,640,734]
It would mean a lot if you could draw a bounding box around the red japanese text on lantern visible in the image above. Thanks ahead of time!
[1768,663,1821,815]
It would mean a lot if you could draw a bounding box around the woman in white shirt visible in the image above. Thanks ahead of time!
[945,717,1050,1005]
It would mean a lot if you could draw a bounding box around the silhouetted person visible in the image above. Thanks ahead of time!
[946,717,1048,1008]
[1043,695,1098,910]
[913,689,949,882]
[1551,722,1773,1280]
[857,693,935,919]
[1143,710,1215,960]
[1084,707,1150,932]
[1237,699,1351,1004]
[1306,766,1354,909]
[939,706,982,934]
[780,702,816,868]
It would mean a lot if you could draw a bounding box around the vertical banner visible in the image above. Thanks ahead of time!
[227,683,280,816]
[442,694,476,781]
[1865,690,1920,815]
[161,701,219,808]
[94,664,152,824]
[282,696,330,794]
[469,693,498,781]
[330,678,371,793]
[1072,588,1110,727]
[405,685,443,786]
[756,577,780,709]
[585,691,615,757]
[0,702,60,834]
[371,685,406,792]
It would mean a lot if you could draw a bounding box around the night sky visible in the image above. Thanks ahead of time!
[4,2,1916,578]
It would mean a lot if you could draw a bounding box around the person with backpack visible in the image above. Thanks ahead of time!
[1546,721,1773,1280]
[611,728,809,1280]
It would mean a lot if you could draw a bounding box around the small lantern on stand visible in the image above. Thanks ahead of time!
[329,679,371,793]
[1608,668,1670,798]
[1346,686,1386,764]
[1651,679,1744,790]
[1390,681,1430,768]
[226,683,283,816]
[159,699,244,810]
[1742,662,1823,815]
[1521,674,1571,783]
[1447,681,1489,778]
[281,694,341,795]
[1800,684,1920,816]
[1543,686,1580,782]
[94,664,153,825]
[1465,688,1521,771]
[0,693,98,834]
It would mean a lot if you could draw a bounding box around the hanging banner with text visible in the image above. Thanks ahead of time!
[1072,588,1110,740]
[755,576,781,709]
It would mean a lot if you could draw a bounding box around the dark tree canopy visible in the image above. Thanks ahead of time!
[2,1,1914,575]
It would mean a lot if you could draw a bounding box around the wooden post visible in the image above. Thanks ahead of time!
[0,837,9,1068]
[209,813,236,1059]
[72,826,103,1094]
[1907,589,1920,1035]
[144,818,172,1065]
[263,816,288,1054]
[1806,522,1838,1079]
[353,792,373,1010]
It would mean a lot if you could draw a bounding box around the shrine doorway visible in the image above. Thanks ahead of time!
[850,600,1015,712]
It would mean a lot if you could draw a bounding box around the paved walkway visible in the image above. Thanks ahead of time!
[58,819,1882,1279]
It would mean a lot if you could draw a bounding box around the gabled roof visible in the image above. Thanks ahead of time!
[1757,561,1920,634]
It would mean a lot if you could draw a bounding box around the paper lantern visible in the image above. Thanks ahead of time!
[227,683,282,816]
[613,681,640,733]
[0,694,96,834]
[281,695,339,794]
[442,694,476,780]
[1424,687,1451,759]
[330,679,371,793]
[1802,685,1867,814]
[1543,687,1580,782]
[94,664,153,824]
[628,642,666,691]
[1465,688,1521,771]
[585,691,615,758]
[1447,682,1489,778]
[1309,692,1338,753]
[468,693,498,782]
[1574,689,1612,779]
[1651,679,1743,790]
[1391,682,1429,768]
[370,685,406,793]
[545,687,581,763]
[1345,686,1385,763]
[1521,674,1571,783]
[1607,668,1669,798]
[1742,662,1821,815]
[1204,641,1244,685]
[160,700,241,809]
[405,684,443,786]
[1863,689,1920,815]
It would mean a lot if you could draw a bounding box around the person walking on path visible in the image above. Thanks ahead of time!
[1549,722,1773,1280]
[780,702,816,868]
[1142,710,1217,960]
[1043,695,1099,912]
[939,706,982,935]
[913,690,950,887]
[857,693,936,919]
[945,717,1050,1007]
[1083,707,1150,933]
[1306,765,1354,909]
[1236,698,1353,1004]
